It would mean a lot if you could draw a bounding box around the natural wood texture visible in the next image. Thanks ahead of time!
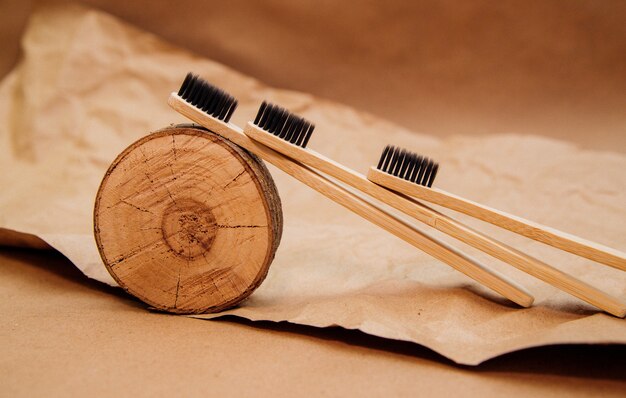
[243,126,626,317]
[168,93,534,307]
[94,125,283,314]
[367,168,626,272]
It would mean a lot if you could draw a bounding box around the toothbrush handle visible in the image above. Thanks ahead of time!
[368,167,626,272]
[243,125,625,316]
[168,93,534,307]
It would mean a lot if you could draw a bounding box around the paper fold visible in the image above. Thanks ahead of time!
[1,5,624,365]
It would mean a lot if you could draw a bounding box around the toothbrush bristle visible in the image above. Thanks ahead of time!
[253,101,315,148]
[177,72,238,123]
[376,145,439,187]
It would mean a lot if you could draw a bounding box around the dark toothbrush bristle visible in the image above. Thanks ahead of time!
[392,150,401,176]
[224,102,236,123]
[180,74,195,99]
[399,152,411,178]
[201,85,216,112]
[254,102,267,125]
[258,103,271,127]
[187,80,200,105]
[377,145,390,170]
[416,158,427,185]
[188,75,199,99]
[265,106,278,132]
[218,93,235,119]
[266,104,278,129]
[194,80,207,106]
[253,101,316,148]
[382,145,393,172]
[213,91,227,116]
[276,111,290,135]
[421,160,433,186]
[300,123,315,147]
[388,148,398,174]
[399,151,408,176]
[427,161,437,186]
[291,118,311,143]
[177,73,238,122]
[405,154,417,181]
[293,121,308,145]
[216,95,229,119]
[178,73,193,97]
[215,98,230,120]
[283,116,297,141]
[197,82,211,110]
[427,163,439,187]
[409,155,421,182]
[208,88,224,115]
[392,149,405,176]
[294,118,306,143]
[204,86,218,113]
[391,150,400,176]
[267,108,283,133]
[293,119,306,142]
[402,152,411,177]
[282,116,298,141]
[376,145,439,187]
[258,104,272,129]
[411,156,422,183]
[426,160,436,185]
[293,121,308,144]
[267,108,280,133]
[277,115,289,139]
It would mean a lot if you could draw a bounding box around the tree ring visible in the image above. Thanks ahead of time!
[93,125,283,314]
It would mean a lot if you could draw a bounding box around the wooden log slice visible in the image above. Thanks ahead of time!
[94,124,283,314]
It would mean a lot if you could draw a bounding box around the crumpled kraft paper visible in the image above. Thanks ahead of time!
[1,5,624,365]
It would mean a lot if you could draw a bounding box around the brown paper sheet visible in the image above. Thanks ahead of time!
[5,249,626,397]
[1,5,624,365]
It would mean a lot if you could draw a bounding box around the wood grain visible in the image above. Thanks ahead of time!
[168,93,535,308]
[244,126,626,317]
[368,167,626,272]
[93,125,282,314]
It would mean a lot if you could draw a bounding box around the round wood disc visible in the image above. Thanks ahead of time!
[94,125,283,314]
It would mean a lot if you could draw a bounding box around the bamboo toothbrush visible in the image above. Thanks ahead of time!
[243,102,626,317]
[367,146,626,272]
[168,73,533,307]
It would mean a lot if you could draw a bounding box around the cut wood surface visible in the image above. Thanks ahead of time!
[168,94,535,308]
[94,125,283,314]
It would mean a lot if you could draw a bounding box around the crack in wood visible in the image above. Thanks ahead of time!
[119,199,155,215]
[216,224,266,229]
[110,240,163,267]
[95,128,283,314]
[222,169,247,189]
[174,267,182,309]
[171,135,177,161]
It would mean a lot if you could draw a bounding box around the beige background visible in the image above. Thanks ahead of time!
[1,1,625,396]
[2,0,625,151]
